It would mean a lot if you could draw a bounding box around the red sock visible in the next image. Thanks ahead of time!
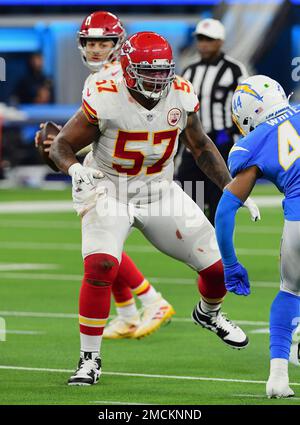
[79,280,111,336]
[112,278,134,306]
[114,252,147,297]
[79,253,119,336]
[197,259,227,303]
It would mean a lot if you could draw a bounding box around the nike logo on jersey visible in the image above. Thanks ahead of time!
[229,146,249,154]
[86,88,91,97]
[111,71,119,77]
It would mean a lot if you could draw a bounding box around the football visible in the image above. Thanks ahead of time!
[37,121,61,172]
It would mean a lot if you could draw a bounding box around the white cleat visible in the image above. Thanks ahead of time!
[103,314,140,339]
[134,294,175,339]
[266,376,295,398]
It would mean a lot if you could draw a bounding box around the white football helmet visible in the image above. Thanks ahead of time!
[232,75,289,136]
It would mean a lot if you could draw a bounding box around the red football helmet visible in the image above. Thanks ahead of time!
[120,32,175,100]
[78,11,126,72]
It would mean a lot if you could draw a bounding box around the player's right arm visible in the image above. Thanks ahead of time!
[49,108,103,184]
[49,108,96,172]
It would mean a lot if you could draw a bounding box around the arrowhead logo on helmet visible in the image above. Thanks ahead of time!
[121,40,134,55]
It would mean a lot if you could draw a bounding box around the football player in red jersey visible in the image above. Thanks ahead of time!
[35,12,175,344]
[50,32,260,385]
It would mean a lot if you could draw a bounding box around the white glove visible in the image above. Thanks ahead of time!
[68,163,104,186]
[243,197,261,222]
[72,181,106,217]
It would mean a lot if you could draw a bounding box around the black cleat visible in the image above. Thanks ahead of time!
[192,303,249,349]
[68,352,101,386]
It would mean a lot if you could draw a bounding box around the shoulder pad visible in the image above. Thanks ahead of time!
[82,73,121,120]
[172,75,199,113]
[228,142,252,177]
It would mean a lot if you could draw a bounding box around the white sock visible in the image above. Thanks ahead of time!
[138,288,160,307]
[117,304,139,320]
[80,333,102,356]
[270,358,289,378]
[200,299,221,314]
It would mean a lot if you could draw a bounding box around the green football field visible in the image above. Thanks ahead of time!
[0,185,299,405]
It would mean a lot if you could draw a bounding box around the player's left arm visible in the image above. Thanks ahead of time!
[183,112,232,190]
[183,111,260,222]
[215,166,261,296]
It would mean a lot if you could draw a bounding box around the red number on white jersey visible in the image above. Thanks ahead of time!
[96,80,118,93]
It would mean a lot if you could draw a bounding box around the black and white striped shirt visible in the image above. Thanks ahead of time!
[182,53,248,134]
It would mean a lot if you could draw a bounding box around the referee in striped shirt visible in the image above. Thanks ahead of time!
[177,18,248,225]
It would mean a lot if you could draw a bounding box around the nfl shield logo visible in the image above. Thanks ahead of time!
[147,114,154,121]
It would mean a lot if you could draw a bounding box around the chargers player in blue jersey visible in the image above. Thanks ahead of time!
[215,75,300,398]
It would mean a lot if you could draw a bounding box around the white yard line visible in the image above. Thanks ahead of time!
[0,272,80,281]
[0,220,282,234]
[249,281,278,288]
[0,242,81,251]
[0,364,299,386]
[0,364,281,385]
[0,330,45,335]
[232,394,300,400]
[232,394,266,399]
[0,195,283,214]
[0,310,269,326]
[237,226,282,235]
[0,263,59,271]
[237,248,278,256]
[233,321,269,326]
[0,241,279,256]
[0,271,280,289]
[0,273,198,284]
[0,220,80,229]
[0,201,73,213]
[0,311,78,319]
[172,318,269,325]
[249,328,270,334]
[251,196,282,207]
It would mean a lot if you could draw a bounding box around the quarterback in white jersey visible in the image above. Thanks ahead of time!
[50,31,258,386]
[84,61,122,88]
